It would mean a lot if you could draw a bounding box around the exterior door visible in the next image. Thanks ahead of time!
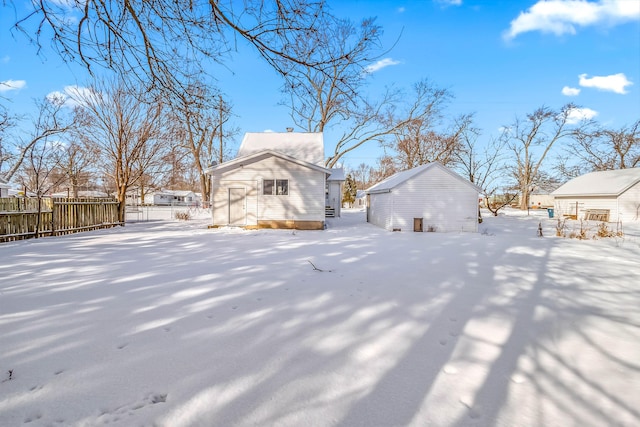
[228,187,246,225]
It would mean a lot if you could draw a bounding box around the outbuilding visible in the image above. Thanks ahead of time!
[366,162,481,232]
[551,168,640,222]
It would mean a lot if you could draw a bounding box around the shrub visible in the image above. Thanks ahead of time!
[174,211,191,221]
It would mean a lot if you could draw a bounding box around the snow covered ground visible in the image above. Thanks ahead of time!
[1,208,639,427]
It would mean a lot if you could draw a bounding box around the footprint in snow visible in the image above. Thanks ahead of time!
[117,343,128,350]
[54,369,64,375]
[23,413,42,423]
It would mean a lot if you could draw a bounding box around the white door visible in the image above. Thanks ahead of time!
[228,188,246,225]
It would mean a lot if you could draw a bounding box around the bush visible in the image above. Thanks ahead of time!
[174,211,191,221]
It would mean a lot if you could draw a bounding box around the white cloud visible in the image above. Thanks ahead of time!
[566,106,598,124]
[364,58,401,73]
[504,0,640,40]
[435,0,462,6]
[1,56,10,64]
[47,85,97,108]
[0,79,26,92]
[562,86,581,96]
[578,73,632,94]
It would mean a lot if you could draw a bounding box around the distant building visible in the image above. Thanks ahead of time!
[552,168,640,222]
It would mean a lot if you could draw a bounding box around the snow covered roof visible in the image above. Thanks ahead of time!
[551,168,640,197]
[327,168,345,181]
[237,132,325,166]
[366,162,481,194]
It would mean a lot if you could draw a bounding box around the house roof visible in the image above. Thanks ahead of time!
[327,168,345,181]
[205,149,331,176]
[366,162,481,194]
[237,132,325,166]
[552,168,640,197]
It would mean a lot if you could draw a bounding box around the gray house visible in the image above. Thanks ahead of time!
[552,168,640,222]
[366,162,481,232]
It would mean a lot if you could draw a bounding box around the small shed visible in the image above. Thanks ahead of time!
[366,162,481,232]
[551,168,640,222]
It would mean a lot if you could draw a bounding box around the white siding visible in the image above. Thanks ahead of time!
[390,166,478,232]
[210,156,325,226]
[326,181,342,216]
[618,182,640,221]
[554,196,619,221]
[367,165,479,232]
[368,192,393,230]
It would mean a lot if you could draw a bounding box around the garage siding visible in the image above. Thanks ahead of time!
[390,166,478,232]
[367,163,479,233]
[367,191,393,231]
[554,196,618,221]
[619,182,640,221]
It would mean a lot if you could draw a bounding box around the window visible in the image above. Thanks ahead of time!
[263,179,289,195]
[276,179,288,195]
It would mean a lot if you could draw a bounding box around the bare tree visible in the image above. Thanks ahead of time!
[278,14,396,167]
[0,96,72,184]
[393,108,471,170]
[505,104,577,210]
[71,79,169,223]
[455,124,515,216]
[14,1,360,97]
[54,134,99,198]
[353,162,372,189]
[16,131,69,237]
[167,83,237,205]
[369,154,397,185]
[560,120,640,177]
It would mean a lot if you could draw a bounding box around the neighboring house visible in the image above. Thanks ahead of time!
[354,190,367,208]
[326,167,344,217]
[147,190,198,206]
[0,182,10,198]
[529,192,554,208]
[366,162,482,232]
[205,131,343,230]
[552,168,640,222]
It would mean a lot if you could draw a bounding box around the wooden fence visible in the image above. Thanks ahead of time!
[0,197,122,242]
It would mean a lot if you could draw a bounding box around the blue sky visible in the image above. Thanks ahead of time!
[1,0,639,172]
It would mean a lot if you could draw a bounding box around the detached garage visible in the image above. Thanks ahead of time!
[366,162,481,232]
[552,168,640,222]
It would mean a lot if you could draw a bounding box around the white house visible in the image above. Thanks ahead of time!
[551,168,640,222]
[366,162,481,232]
[0,182,10,198]
[146,190,198,206]
[205,131,343,230]
[354,190,367,208]
[326,167,344,217]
